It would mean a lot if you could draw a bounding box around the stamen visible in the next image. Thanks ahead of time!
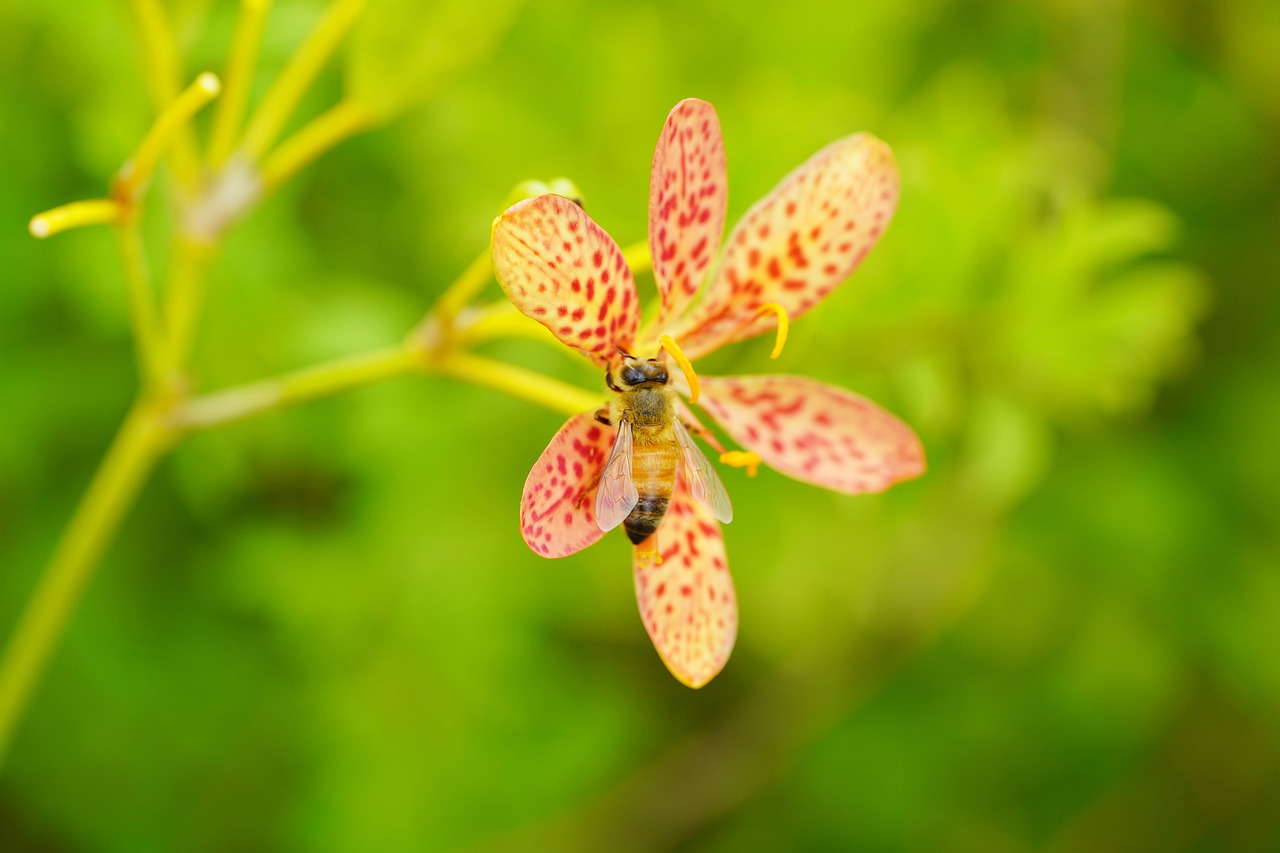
[658,333,700,404]
[719,451,761,477]
[757,301,790,359]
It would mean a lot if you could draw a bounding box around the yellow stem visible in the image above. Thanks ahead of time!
[240,0,369,161]
[161,239,215,377]
[432,352,603,416]
[434,249,495,324]
[28,199,123,238]
[118,73,222,201]
[259,99,374,192]
[0,403,169,767]
[128,0,200,186]
[174,344,422,430]
[208,0,273,167]
[115,223,163,387]
[455,300,562,348]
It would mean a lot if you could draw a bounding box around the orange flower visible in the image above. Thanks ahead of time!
[491,99,924,687]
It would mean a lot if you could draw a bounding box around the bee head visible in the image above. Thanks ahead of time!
[618,354,668,387]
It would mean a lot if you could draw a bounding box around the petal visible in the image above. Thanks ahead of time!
[649,98,727,325]
[674,134,899,359]
[633,480,737,688]
[698,374,925,493]
[520,412,615,557]
[492,195,640,366]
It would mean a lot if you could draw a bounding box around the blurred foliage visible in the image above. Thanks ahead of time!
[1,0,1278,850]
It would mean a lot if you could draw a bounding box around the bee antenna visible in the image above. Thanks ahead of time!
[614,346,635,359]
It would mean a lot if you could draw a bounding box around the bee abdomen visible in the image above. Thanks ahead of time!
[624,495,669,545]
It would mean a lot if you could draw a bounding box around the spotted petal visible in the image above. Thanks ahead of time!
[649,98,727,325]
[520,412,615,557]
[633,480,737,687]
[674,134,899,359]
[699,374,924,493]
[492,195,640,366]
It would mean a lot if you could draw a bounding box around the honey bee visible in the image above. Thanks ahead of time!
[595,353,733,546]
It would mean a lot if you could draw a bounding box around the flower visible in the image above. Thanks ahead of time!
[490,98,924,687]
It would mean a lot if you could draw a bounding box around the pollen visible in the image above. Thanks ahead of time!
[658,333,700,404]
[757,301,790,359]
[635,533,665,567]
[719,451,762,477]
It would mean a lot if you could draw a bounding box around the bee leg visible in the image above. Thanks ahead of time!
[594,407,612,426]
[605,368,622,393]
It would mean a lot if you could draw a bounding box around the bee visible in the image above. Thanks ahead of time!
[594,353,733,547]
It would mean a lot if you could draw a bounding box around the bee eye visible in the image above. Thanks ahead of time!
[621,368,646,385]
[654,372,668,383]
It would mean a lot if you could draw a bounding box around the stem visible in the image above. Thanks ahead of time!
[259,99,374,192]
[455,300,563,349]
[431,352,602,416]
[433,249,494,323]
[0,404,168,767]
[208,0,273,167]
[161,239,214,376]
[117,73,222,200]
[115,224,163,387]
[240,0,369,161]
[28,199,123,238]
[174,344,422,430]
[128,0,201,187]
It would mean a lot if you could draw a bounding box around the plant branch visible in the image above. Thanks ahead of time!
[173,344,423,430]
[431,351,603,416]
[208,0,273,167]
[117,73,222,200]
[241,0,369,161]
[127,0,201,186]
[28,199,124,238]
[259,98,375,192]
[115,223,163,387]
[160,239,215,378]
[0,404,169,767]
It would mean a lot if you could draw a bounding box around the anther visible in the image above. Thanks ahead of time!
[757,302,790,359]
[719,451,761,477]
[658,334,700,404]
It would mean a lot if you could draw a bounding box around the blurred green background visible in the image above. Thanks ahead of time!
[2,0,1278,849]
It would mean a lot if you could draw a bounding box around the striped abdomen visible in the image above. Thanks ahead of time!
[623,428,678,545]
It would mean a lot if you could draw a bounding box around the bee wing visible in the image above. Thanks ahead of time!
[595,418,640,532]
[674,419,733,524]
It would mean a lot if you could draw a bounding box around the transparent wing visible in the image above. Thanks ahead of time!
[674,420,733,523]
[595,418,640,531]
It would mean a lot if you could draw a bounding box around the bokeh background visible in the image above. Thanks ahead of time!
[2,0,1278,849]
